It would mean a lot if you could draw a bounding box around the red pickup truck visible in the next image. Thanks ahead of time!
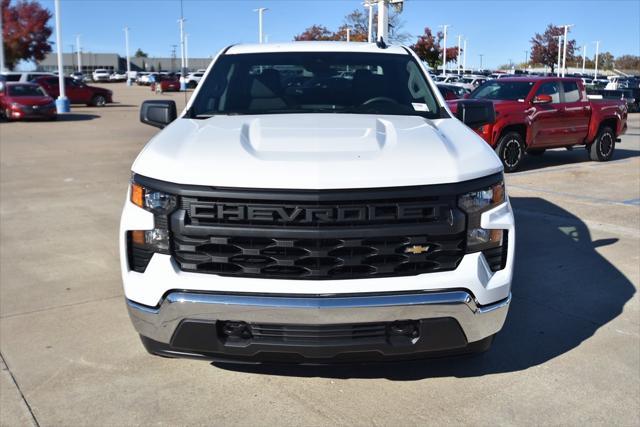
[450,77,628,172]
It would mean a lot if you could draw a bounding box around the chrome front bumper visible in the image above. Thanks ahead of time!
[127,291,511,345]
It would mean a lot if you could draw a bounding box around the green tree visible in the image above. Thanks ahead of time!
[134,48,148,58]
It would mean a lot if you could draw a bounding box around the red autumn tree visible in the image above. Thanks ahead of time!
[1,0,53,70]
[530,24,576,74]
[410,27,459,71]
[294,25,338,41]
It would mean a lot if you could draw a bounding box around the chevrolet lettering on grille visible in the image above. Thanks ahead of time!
[189,203,439,224]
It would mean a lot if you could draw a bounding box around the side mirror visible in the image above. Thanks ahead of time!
[140,100,177,129]
[532,94,552,104]
[455,99,496,129]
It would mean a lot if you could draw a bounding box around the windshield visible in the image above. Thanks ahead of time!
[470,80,535,100]
[7,85,47,97]
[460,78,474,83]
[190,52,441,118]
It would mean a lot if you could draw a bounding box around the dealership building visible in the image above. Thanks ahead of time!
[37,52,212,74]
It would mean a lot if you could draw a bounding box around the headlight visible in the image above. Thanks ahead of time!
[10,102,25,109]
[128,182,177,272]
[458,180,505,252]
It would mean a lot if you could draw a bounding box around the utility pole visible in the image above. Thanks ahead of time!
[53,0,69,113]
[440,24,450,76]
[76,35,82,72]
[463,39,467,73]
[377,0,388,42]
[124,27,131,85]
[593,40,600,79]
[0,7,5,72]
[555,35,563,77]
[561,24,573,77]
[365,0,374,43]
[457,34,462,75]
[253,7,268,44]
[479,53,483,71]
[582,45,587,74]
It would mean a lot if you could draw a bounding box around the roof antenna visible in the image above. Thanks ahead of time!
[376,37,387,49]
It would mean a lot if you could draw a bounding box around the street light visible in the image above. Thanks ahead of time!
[479,53,483,71]
[561,24,574,77]
[593,41,600,79]
[581,44,587,74]
[76,35,82,73]
[555,35,563,77]
[440,24,450,76]
[364,1,374,43]
[457,34,462,75]
[53,0,69,113]
[253,8,268,44]
[124,27,132,86]
[463,39,467,73]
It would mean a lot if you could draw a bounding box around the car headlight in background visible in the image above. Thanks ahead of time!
[458,180,508,271]
[128,182,177,272]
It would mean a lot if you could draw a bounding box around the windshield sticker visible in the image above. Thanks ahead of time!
[412,103,429,112]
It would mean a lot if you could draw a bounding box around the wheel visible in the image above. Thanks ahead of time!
[589,126,615,161]
[187,81,197,89]
[495,131,525,173]
[527,149,545,156]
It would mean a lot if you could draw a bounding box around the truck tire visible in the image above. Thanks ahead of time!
[496,131,525,173]
[589,126,615,161]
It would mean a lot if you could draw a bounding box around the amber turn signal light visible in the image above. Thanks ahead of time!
[131,183,144,208]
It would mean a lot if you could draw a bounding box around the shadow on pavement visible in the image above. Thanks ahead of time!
[515,148,639,173]
[58,113,100,121]
[213,197,635,380]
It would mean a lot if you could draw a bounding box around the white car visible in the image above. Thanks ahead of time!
[185,71,204,88]
[122,42,514,363]
[453,76,489,91]
[109,71,128,82]
[433,74,460,84]
[92,69,110,82]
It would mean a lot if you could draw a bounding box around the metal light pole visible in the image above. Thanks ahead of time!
[463,39,467,73]
[53,0,69,113]
[479,54,483,71]
[524,50,528,67]
[346,28,350,42]
[561,24,573,77]
[555,35,563,77]
[457,34,462,75]
[124,27,132,86]
[178,18,186,90]
[76,35,82,72]
[377,0,388,42]
[253,8,268,44]
[0,8,5,72]
[365,1,374,43]
[593,41,600,79]
[582,45,587,74]
[441,25,450,76]
[185,33,189,70]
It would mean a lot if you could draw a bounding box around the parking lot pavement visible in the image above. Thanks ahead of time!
[0,84,638,426]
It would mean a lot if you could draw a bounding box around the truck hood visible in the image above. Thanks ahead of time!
[132,114,502,189]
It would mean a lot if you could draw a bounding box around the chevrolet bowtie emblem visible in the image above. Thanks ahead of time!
[404,245,430,255]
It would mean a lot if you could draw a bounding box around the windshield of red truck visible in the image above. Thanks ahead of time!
[189,52,441,118]
[470,80,535,101]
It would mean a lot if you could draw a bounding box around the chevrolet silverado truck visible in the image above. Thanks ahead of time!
[120,42,514,364]
[452,77,628,172]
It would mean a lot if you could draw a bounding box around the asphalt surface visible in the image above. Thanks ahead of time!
[1,84,638,426]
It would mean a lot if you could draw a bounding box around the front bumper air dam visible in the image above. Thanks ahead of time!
[127,290,511,363]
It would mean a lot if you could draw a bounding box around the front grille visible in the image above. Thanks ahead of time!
[173,233,466,279]
[132,173,505,280]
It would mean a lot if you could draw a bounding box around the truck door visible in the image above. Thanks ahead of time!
[528,80,563,147]
[560,80,590,145]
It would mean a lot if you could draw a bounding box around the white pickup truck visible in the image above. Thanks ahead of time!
[121,42,514,363]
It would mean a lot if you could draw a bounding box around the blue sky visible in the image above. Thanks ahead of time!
[36,0,640,69]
